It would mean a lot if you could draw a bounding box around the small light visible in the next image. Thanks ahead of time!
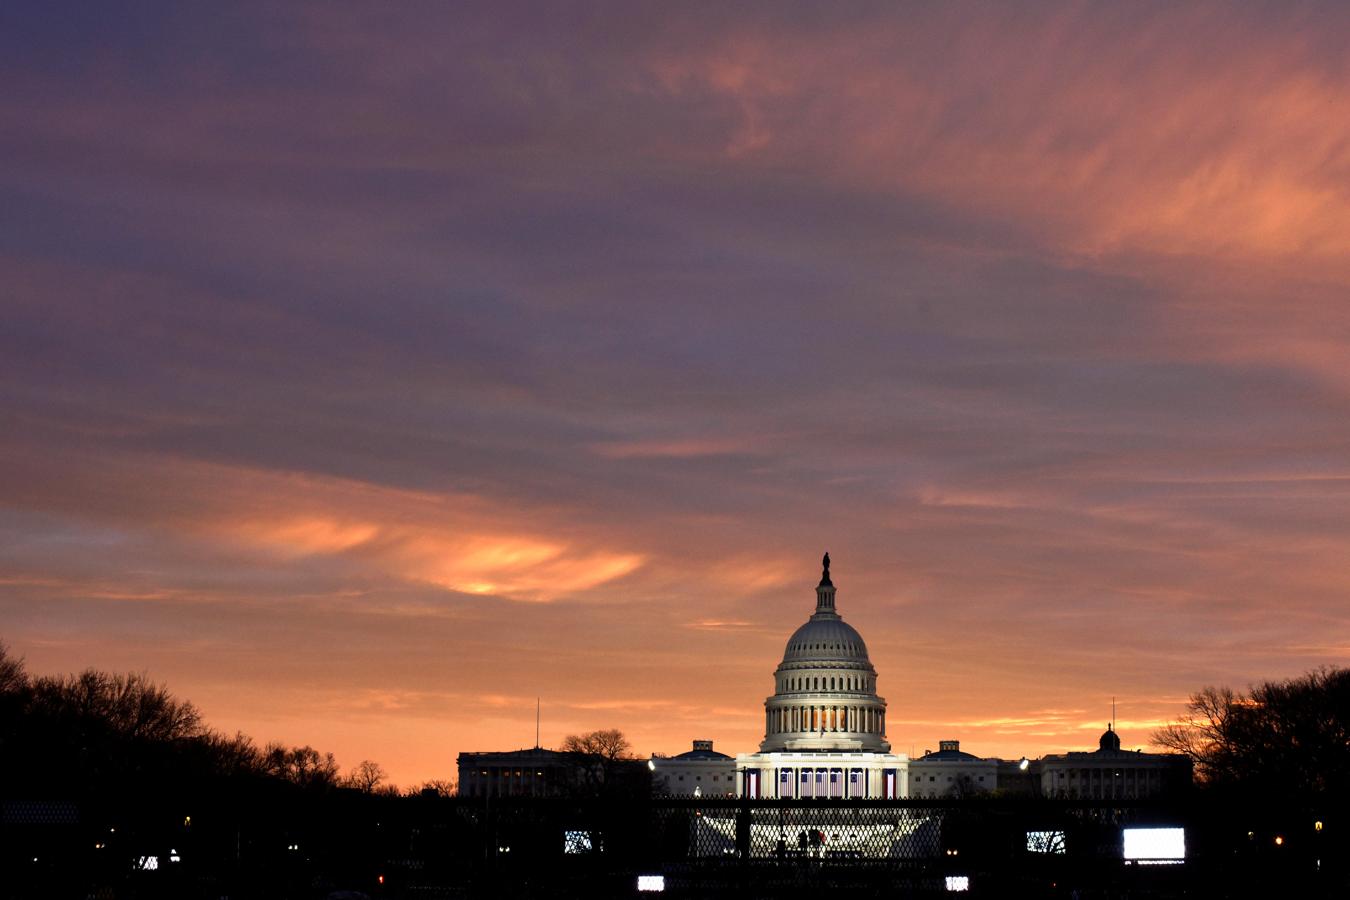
[637,875,665,892]
[378,874,385,885]
[648,760,656,771]
[1018,758,1030,772]
[184,815,191,827]
[1315,821,1324,832]
[1274,835,1284,846]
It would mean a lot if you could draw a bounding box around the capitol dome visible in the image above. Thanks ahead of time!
[782,616,870,662]
[759,554,890,753]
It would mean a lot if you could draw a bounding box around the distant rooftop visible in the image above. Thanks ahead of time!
[672,739,731,760]
[914,740,985,762]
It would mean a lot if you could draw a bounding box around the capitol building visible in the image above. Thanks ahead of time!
[653,554,911,799]
[460,553,1189,800]
[648,554,1190,801]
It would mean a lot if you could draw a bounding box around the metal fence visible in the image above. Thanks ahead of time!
[447,797,1212,897]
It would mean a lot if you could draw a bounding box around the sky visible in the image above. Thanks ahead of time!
[4,2,1350,788]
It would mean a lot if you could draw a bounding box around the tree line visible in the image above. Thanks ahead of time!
[1153,665,1350,800]
[7,638,1347,804]
[0,643,426,799]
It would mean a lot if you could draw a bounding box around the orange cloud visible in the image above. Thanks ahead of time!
[221,495,645,602]
[591,436,759,459]
[643,10,1350,274]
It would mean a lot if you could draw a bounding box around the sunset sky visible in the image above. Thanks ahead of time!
[5,3,1350,788]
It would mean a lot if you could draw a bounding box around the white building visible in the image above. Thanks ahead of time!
[650,740,736,797]
[908,740,999,798]
[734,555,909,798]
[1040,725,1192,799]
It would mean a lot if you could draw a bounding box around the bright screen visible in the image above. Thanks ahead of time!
[1026,830,1066,854]
[1123,827,1185,862]
[563,830,593,854]
[637,875,666,892]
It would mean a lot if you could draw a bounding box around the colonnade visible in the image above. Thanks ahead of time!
[766,705,885,736]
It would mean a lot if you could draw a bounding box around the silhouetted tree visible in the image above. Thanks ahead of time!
[262,742,341,789]
[203,729,265,777]
[0,643,29,761]
[0,641,25,695]
[1153,667,1350,797]
[29,669,205,742]
[344,758,389,793]
[562,728,630,759]
[414,778,456,797]
[0,645,391,803]
[561,728,636,795]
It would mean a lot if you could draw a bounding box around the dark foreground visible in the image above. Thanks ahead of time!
[4,792,1343,899]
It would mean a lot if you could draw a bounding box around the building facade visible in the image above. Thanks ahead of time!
[650,740,737,797]
[456,748,574,798]
[1040,725,1192,799]
[908,740,999,798]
